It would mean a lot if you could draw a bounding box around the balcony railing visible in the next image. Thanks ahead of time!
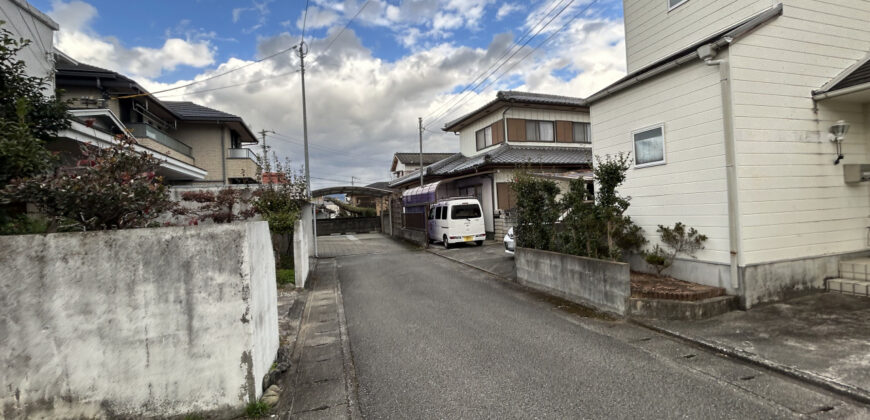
[127,123,193,157]
[227,148,259,162]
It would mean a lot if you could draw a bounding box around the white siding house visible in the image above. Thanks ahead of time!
[0,0,58,90]
[589,0,870,308]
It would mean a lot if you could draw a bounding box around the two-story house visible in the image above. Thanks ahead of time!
[390,152,455,179]
[52,57,260,185]
[390,91,593,239]
[587,0,870,308]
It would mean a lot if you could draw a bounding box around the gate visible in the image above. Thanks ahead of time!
[316,217,382,236]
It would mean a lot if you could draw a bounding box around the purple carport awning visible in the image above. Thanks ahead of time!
[402,181,440,207]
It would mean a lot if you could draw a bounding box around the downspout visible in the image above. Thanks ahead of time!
[702,45,742,291]
[219,121,227,184]
[502,106,512,144]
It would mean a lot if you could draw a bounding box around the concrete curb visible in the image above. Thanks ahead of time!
[631,319,870,406]
[334,265,363,420]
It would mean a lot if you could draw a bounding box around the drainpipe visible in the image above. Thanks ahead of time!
[219,121,227,184]
[702,45,742,291]
[502,106,512,143]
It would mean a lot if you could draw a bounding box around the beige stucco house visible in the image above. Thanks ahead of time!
[53,58,260,185]
[587,0,870,308]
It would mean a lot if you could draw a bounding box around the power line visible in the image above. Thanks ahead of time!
[116,46,302,100]
[154,68,301,98]
[421,0,570,123]
[300,0,311,43]
[307,0,371,70]
[427,0,600,130]
[424,0,579,130]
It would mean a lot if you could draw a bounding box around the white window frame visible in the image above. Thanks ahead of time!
[668,0,689,12]
[631,123,667,169]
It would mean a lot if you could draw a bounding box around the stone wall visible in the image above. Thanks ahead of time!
[516,247,630,315]
[0,222,279,419]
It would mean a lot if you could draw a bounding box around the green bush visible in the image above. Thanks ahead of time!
[2,139,173,232]
[245,401,270,418]
[0,214,48,235]
[644,222,708,275]
[277,269,295,286]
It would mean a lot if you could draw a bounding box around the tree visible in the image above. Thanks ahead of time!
[0,22,70,225]
[644,222,708,275]
[511,170,561,251]
[2,139,173,231]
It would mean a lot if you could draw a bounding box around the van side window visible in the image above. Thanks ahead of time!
[435,207,442,220]
[429,207,436,220]
[439,207,446,220]
[451,204,482,219]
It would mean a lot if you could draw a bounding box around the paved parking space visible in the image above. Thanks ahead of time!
[428,240,516,280]
[316,233,413,258]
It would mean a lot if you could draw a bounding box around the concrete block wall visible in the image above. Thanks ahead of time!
[516,247,631,315]
[0,222,279,419]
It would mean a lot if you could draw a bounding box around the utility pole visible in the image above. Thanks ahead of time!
[295,40,317,256]
[418,117,424,188]
[351,176,359,187]
[258,129,274,173]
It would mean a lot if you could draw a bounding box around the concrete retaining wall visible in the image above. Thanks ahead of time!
[294,217,311,288]
[393,227,427,247]
[316,217,381,236]
[0,222,279,419]
[516,247,630,315]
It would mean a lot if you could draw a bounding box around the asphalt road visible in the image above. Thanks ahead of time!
[330,234,866,419]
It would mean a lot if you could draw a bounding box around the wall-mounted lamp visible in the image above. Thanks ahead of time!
[830,120,850,165]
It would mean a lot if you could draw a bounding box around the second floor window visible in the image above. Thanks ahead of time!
[573,122,591,143]
[526,120,554,142]
[476,126,492,150]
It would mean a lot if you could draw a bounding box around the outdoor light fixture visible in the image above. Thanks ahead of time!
[831,120,850,165]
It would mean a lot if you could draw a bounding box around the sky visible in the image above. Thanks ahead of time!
[32,0,628,189]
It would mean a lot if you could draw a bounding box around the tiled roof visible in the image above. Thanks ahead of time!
[55,61,116,75]
[162,101,243,122]
[394,152,455,166]
[816,55,870,96]
[442,90,587,132]
[389,144,591,187]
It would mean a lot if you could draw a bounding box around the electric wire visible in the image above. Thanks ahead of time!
[420,0,570,123]
[426,0,600,130]
[424,0,581,130]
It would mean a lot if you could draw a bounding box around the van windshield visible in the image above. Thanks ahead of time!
[451,204,482,219]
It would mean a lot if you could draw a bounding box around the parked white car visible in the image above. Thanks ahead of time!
[428,198,487,248]
[503,227,515,255]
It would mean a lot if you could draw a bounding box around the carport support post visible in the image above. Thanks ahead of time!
[419,117,424,188]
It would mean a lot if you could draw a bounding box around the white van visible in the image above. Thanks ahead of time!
[428,197,487,248]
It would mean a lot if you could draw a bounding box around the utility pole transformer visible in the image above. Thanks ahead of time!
[295,40,317,256]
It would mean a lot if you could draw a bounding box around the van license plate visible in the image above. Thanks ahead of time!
[463,236,473,241]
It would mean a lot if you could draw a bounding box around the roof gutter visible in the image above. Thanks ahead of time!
[813,81,870,101]
[586,3,783,104]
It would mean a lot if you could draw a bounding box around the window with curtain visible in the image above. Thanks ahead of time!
[525,120,554,141]
[573,122,591,143]
[475,126,492,150]
[633,125,665,166]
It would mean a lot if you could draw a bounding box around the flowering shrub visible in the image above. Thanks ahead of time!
[1,139,172,231]
[172,187,258,224]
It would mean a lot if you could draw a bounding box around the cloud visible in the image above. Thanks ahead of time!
[496,3,522,20]
[148,14,626,189]
[297,6,341,30]
[232,0,272,33]
[48,0,215,79]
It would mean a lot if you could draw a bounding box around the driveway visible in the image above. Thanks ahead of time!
[427,240,516,280]
[335,235,867,419]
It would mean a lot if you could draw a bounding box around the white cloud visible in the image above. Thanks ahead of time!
[148,16,626,189]
[48,0,215,80]
[232,0,272,33]
[496,3,522,20]
[296,6,341,31]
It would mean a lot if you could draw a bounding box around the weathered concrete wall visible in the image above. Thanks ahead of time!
[0,222,279,419]
[740,253,842,309]
[294,217,311,288]
[316,217,381,236]
[393,227,427,247]
[516,247,630,315]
